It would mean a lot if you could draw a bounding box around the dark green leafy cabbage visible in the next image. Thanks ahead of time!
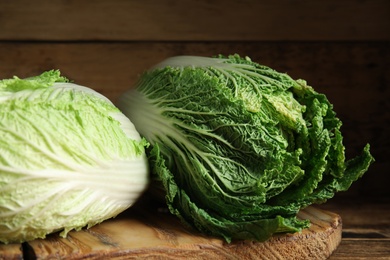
[118,54,374,242]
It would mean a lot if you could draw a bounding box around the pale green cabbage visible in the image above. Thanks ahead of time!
[118,54,374,242]
[0,70,149,244]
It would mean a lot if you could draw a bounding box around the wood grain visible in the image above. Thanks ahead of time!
[329,239,390,260]
[2,198,389,259]
[14,203,342,260]
[0,0,389,41]
[320,197,390,259]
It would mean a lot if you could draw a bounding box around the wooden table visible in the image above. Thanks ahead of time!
[0,196,388,259]
[318,196,390,259]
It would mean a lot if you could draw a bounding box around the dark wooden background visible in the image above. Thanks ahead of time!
[1,0,389,198]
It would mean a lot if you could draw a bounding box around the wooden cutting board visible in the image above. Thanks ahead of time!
[0,199,342,260]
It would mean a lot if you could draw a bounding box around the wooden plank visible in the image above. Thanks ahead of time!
[0,42,388,102]
[321,197,390,259]
[329,239,390,259]
[19,204,342,259]
[318,197,390,229]
[0,0,389,41]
